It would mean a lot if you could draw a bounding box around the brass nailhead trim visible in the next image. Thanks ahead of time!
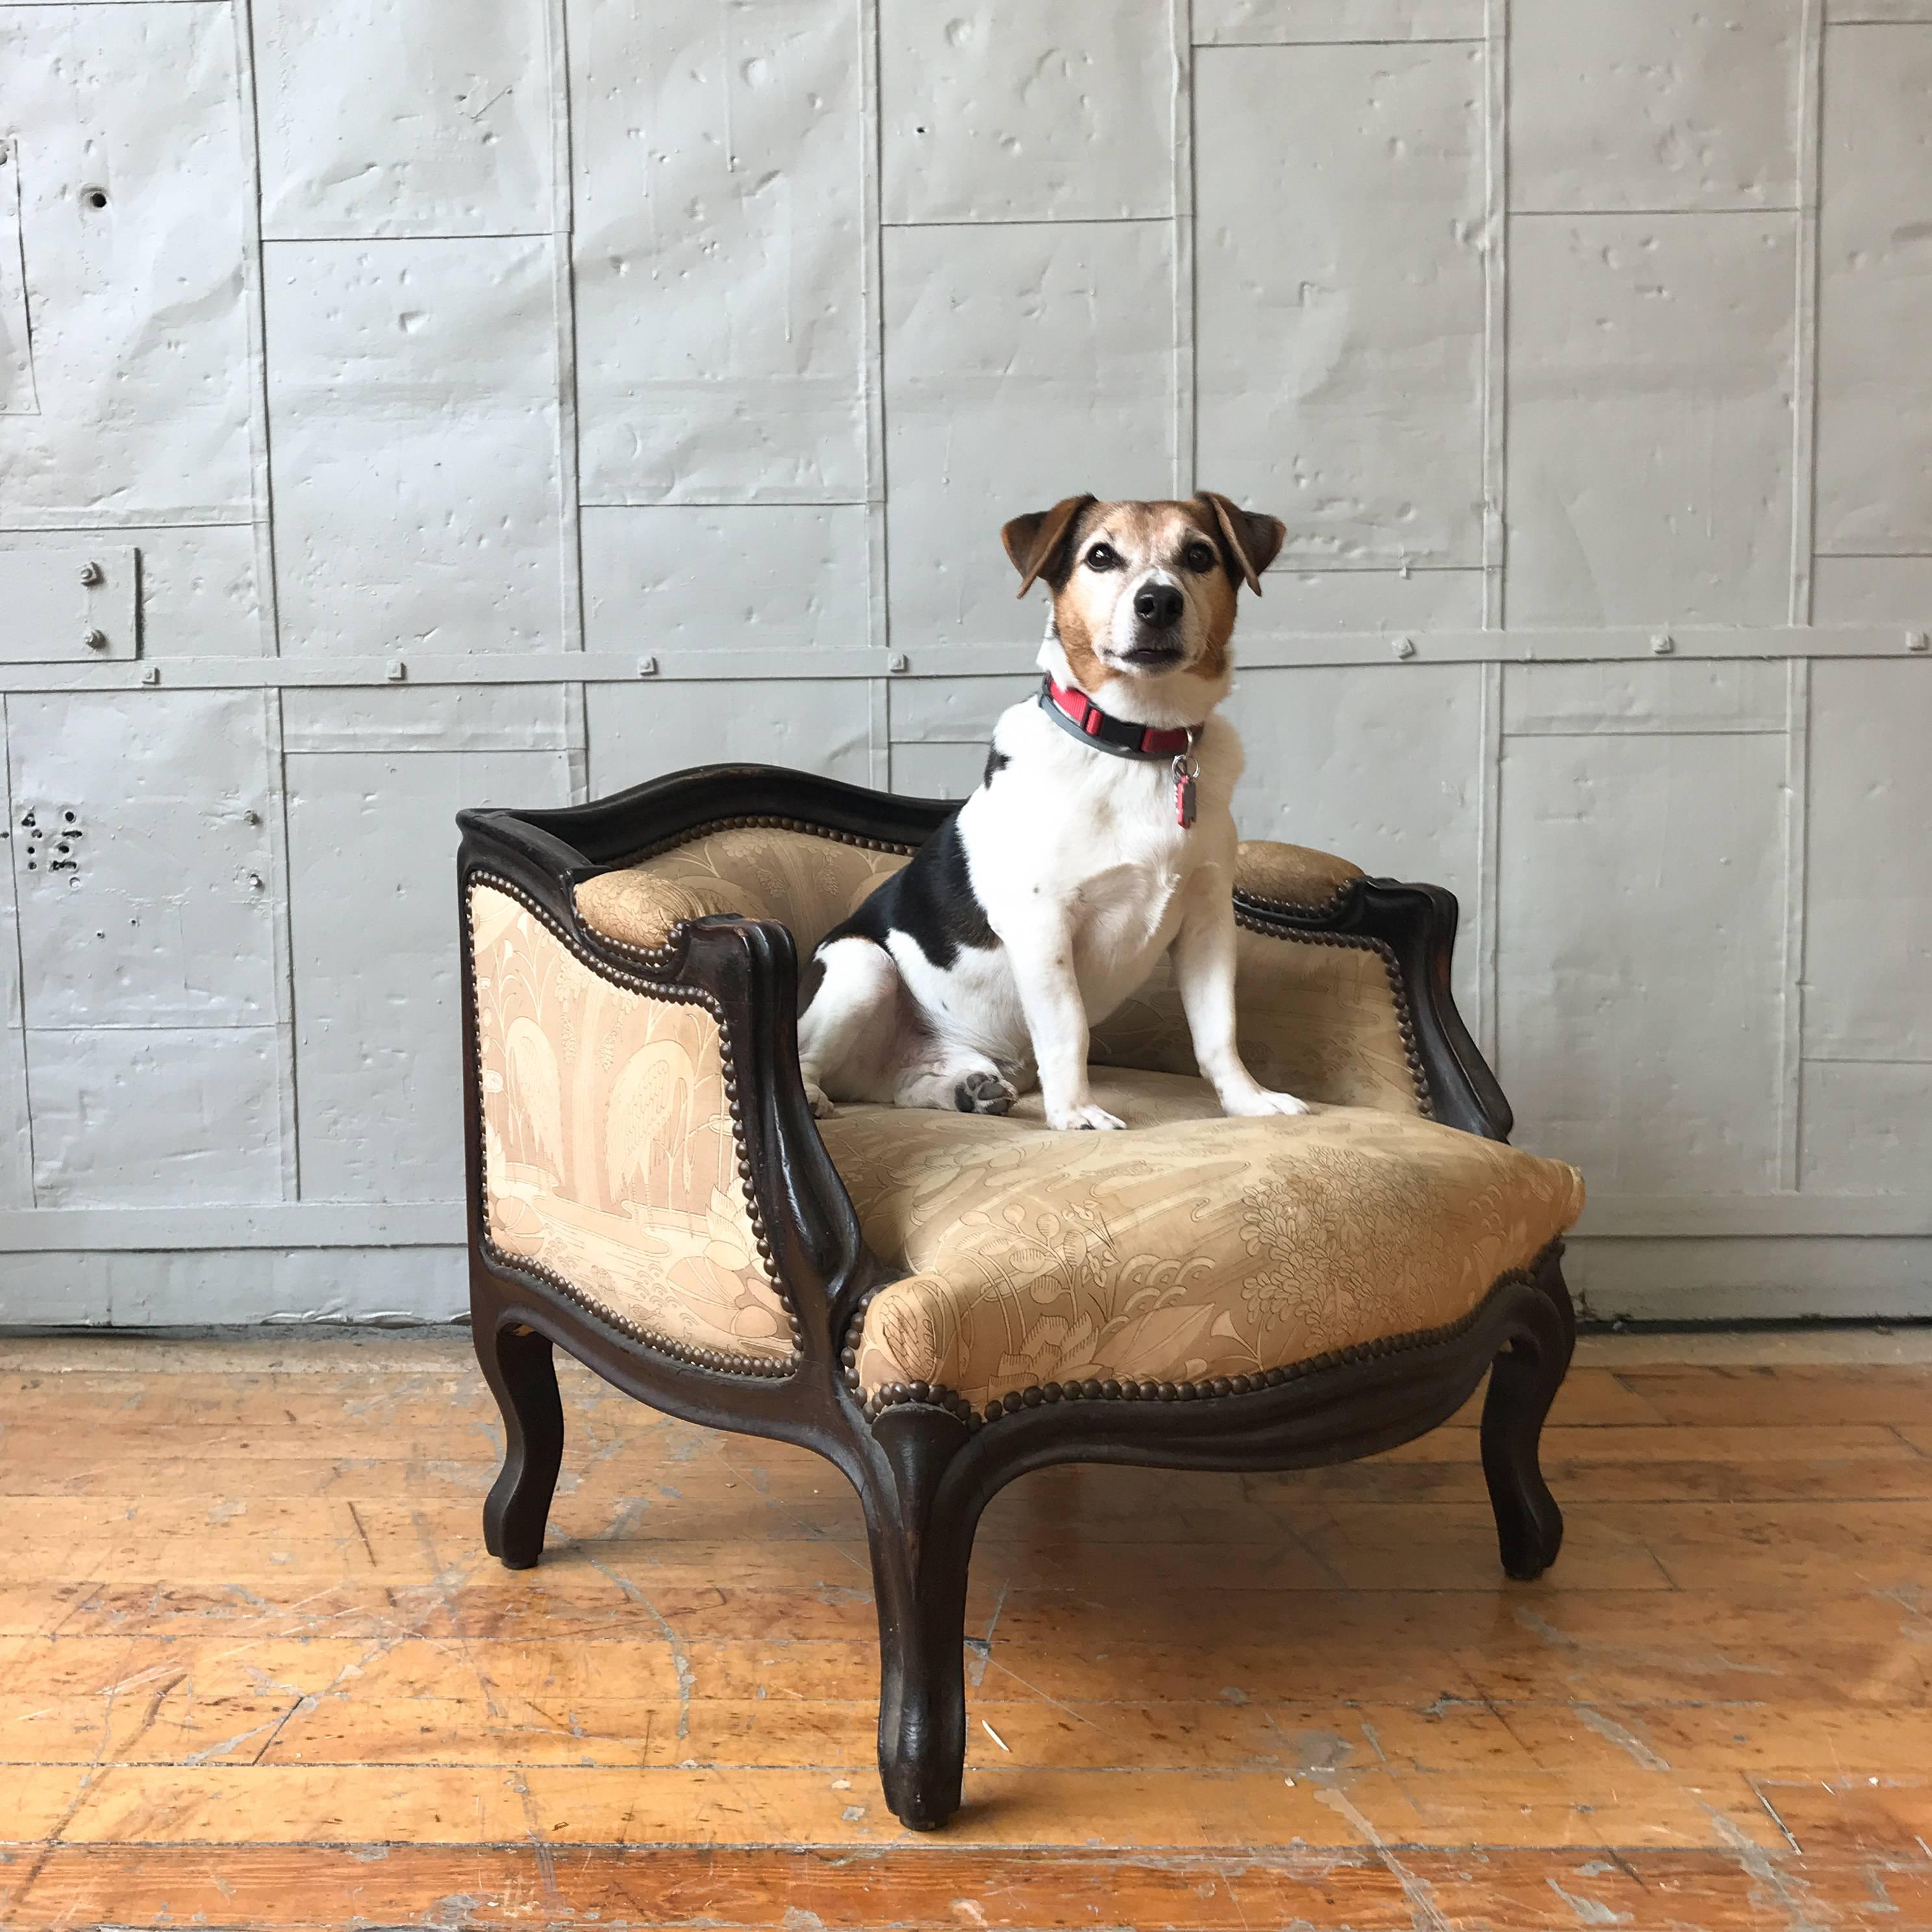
[465,871,799,1381]
[1235,878,1361,921]
[857,1243,1563,1430]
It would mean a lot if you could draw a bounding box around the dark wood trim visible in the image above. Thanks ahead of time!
[457,762,1569,1831]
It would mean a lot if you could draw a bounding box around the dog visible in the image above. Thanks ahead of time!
[795,491,1309,1132]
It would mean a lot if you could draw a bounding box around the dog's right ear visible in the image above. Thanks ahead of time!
[1001,494,1095,597]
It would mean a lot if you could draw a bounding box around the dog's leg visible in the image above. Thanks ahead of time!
[797,937,902,1117]
[1002,915,1122,1131]
[1172,886,1310,1119]
[893,1049,1018,1117]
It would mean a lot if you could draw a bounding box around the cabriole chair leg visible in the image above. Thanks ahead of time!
[1480,1267,1574,1581]
[864,1406,979,1829]
[477,1315,565,1571]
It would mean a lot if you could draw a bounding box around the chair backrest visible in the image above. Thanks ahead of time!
[575,823,912,960]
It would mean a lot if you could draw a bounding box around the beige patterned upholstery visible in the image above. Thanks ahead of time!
[830,1069,1583,1412]
[1234,837,1363,909]
[1089,932,1423,1115]
[525,825,1583,1406]
[469,884,793,1368]
[576,826,913,957]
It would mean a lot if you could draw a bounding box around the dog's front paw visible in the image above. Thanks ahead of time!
[1047,1101,1126,1132]
[803,1080,838,1120]
[1222,1087,1311,1119]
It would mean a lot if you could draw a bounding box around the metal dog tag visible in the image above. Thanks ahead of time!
[1172,754,1197,829]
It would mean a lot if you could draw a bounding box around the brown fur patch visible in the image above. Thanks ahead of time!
[1042,499,1248,686]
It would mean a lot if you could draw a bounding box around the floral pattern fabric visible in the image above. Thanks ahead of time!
[575,826,913,958]
[830,1068,1583,1409]
[469,885,791,1364]
[1089,932,1424,1115]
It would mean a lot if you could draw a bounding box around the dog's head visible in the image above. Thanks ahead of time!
[1000,494,1285,698]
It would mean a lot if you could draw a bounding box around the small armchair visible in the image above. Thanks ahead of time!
[457,763,1583,1829]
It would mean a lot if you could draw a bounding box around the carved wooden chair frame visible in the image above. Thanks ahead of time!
[458,763,1574,1829]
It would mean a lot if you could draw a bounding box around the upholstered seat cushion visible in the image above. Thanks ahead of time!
[824,1069,1583,1415]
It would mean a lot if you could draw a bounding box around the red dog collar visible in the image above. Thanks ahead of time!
[1039,676,1193,760]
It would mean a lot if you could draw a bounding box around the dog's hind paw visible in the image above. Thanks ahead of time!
[953,1070,1017,1116]
[803,1080,837,1119]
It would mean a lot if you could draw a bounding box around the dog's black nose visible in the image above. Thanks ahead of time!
[1133,582,1184,630]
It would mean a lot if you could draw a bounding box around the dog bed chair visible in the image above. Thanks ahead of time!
[458,762,1584,1829]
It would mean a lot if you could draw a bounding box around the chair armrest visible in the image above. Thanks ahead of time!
[1234,871,1511,1142]
[459,810,884,1396]
[1235,838,1365,914]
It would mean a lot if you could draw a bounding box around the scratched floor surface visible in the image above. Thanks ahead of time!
[1,1330,1929,1929]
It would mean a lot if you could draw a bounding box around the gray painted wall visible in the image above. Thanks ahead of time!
[1,0,1927,1325]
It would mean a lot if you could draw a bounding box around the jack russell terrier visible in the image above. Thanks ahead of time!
[796,492,1309,1132]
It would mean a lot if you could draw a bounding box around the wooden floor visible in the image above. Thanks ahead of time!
[2,1331,1931,1930]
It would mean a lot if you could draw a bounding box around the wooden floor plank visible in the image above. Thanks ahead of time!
[1,1337,1929,1929]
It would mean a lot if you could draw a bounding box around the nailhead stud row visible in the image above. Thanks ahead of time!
[851,1250,1561,1430]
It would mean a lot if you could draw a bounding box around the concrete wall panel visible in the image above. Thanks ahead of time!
[1195,0,1486,40]
[887,672,1032,800]
[1814,23,1932,555]
[587,680,874,797]
[9,693,277,1029]
[287,749,570,1203]
[1,528,262,660]
[1509,1,1802,212]
[28,1026,281,1208]
[281,686,573,755]
[571,0,867,504]
[1800,1061,1932,1195]
[884,221,1174,650]
[1503,661,1789,737]
[880,0,1174,223]
[1811,557,1932,625]
[0,1246,467,1327]
[1505,214,1796,626]
[254,0,553,240]
[581,506,871,655]
[1803,660,1932,1059]
[266,237,564,656]
[1195,43,1487,571]
[1497,732,1788,1195]
[0,3,253,519]
[1243,569,1487,638]
[1231,663,1484,1017]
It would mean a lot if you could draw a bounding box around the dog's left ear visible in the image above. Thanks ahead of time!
[1194,493,1286,595]
[1002,494,1095,597]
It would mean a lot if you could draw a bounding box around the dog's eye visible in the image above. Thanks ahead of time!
[1182,541,1217,573]
[1084,543,1120,571]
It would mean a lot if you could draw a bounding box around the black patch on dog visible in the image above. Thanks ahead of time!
[819,810,997,971]
[796,952,827,1017]
[982,747,1009,787]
